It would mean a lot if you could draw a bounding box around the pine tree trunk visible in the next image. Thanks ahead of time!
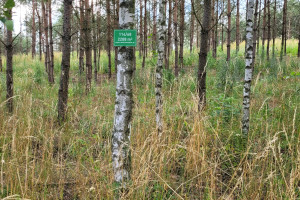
[236,0,240,53]
[221,0,224,51]
[85,0,92,92]
[97,9,101,78]
[298,26,300,58]
[42,0,50,76]
[262,0,266,58]
[242,0,255,135]
[142,0,147,68]
[139,0,143,58]
[179,0,184,68]
[114,0,119,73]
[257,0,261,55]
[112,0,135,189]
[174,0,178,76]
[266,0,270,61]
[190,8,195,53]
[58,0,73,122]
[226,0,231,61]
[37,10,42,61]
[6,9,13,112]
[211,0,215,58]
[48,0,55,83]
[92,1,98,82]
[0,42,2,72]
[280,0,287,60]
[198,0,211,110]
[253,0,259,66]
[153,0,157,53]
[214,0,218,57]
[79,0,85,74]
[166,0,172,69]
[32,0,36,58]
[106,0,112,78]
[272,0,276,57]
[156,0,167,135]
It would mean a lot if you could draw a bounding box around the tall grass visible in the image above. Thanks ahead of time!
[0,40,299,199]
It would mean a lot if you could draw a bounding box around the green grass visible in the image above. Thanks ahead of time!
[0,40,299,199]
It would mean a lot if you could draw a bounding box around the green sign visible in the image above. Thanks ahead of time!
[114,30,137,47]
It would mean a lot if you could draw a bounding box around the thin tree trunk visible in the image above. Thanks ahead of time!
[112,0,135,189]
[139,0,143,58]
[280,0,287,60]
[0,42,2,72]
[272,0,276,57]
[153,0,157,53]
[179,0,184,68]
[214,0,218,58]
[85,0,92,92]
[190,7,195,53]
[236,0,240,53]
[97,9,101,79]
[257,0,261,55]
[253,0,259,66]
[166,0,172,69]
[197,0,211,110]
[6,9,13,112]
[106,0,112,77]
[142,0,147,68]
[221,0,224,51]
[37,9,42,61]
[242,0,255,135]
[42,0,50,75]
[298,25,300,58]
[32,0,36,58]
[262,0,266,59]
[58,0,73,122]
[211,0,215,58]
[174,0,178,76]
[114,0,119,73]
[266,0,270,60]
[226,0,231,61]
[48,0,55,83]
[79,0,85,74]
[92,1,98,82]
[156,0,166,135]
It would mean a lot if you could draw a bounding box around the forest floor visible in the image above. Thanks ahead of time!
[0,40,299,199]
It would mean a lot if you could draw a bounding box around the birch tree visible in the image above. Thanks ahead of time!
[242,0,254,135]
[111,0,135,187]
[155,0,166,135]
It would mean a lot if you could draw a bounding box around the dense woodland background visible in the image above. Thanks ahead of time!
[0,0,299,199]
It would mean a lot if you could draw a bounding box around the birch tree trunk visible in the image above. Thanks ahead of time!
[198,0,211,110]
[58,0,73,122]
[155,0,166,135]
[112,0,135,188]
[242,0,254,135]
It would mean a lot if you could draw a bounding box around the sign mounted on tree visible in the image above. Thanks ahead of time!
[113,30,137,47]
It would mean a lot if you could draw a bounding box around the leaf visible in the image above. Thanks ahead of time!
[4,0,15,9]
[5,20,14,31]
[0,17,6,24]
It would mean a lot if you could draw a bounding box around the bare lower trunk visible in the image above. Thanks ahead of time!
[236,0,240,53]
[106,0,112,77]
[242,0,255,135]
[226,0,231,61]
[272,0,276,57]
[174,0,178,76]
[58,0,73,122]
[213,0,218,58]
[253,0,259,65]
[280,0,287,60]
[93,1,98,82]
[179,0,184,68]
[6,9,13,112]
[32,0,36,58]
[166,0,172,69]
[298,29,300,58]
[156,0,167,135]
[79,0,84,74]
[198,0,211,110]
[112,0,135,189]
[42,0,50,76]
[266,0,270,61]
[37,10,42,61]
[152,0,157,53]
[49,0,55,83]
[85,0,92,92]
[142,0,147,68]
[139,0,143,58]
[0,42,2,72]
[257,0,261,55]
[190,8,195,53]
[262,0,266,58]
[211,0,215,58]
[114,0,119,73]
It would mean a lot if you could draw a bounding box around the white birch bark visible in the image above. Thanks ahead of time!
[112,0,135,186]
[155,0,167,135]
[242,0,255,135]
